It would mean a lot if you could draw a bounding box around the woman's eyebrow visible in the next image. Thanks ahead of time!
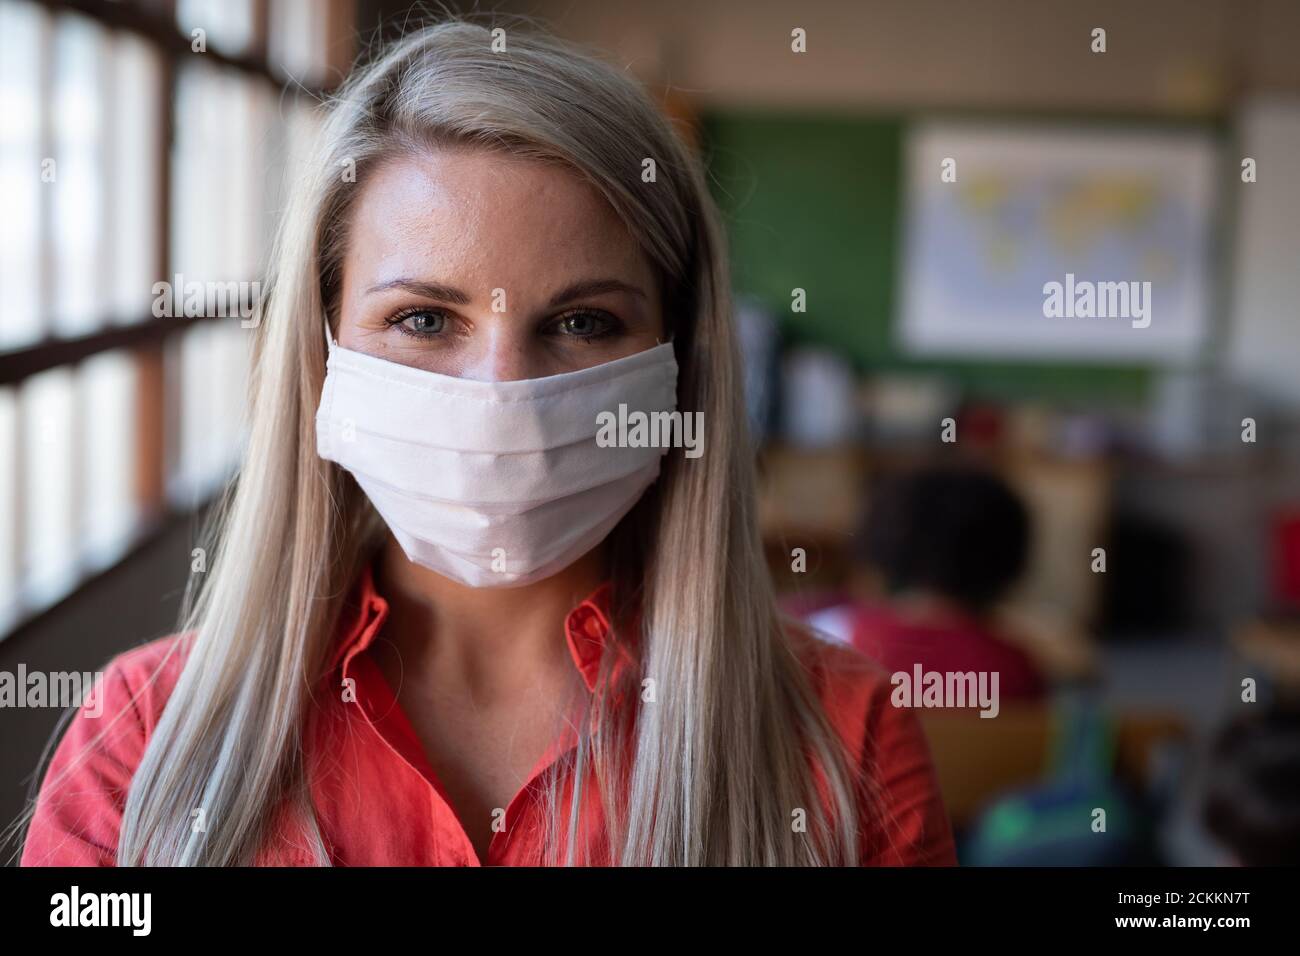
[365,278,471,303]
[546,278,647,307]
[364,277,646,306]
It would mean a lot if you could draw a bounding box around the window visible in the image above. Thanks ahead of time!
[0,0,352,640]
[0,1,45,351]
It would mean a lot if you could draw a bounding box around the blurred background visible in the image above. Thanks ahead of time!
[2,0,1299,865]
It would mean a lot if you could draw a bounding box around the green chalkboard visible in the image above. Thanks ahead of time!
[702,111,1153,404]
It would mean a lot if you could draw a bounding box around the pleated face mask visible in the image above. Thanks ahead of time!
[315,328,679,588]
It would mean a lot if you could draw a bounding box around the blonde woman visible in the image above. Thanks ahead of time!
[21,21,955,867]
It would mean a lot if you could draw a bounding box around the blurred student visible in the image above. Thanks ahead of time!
[808,464,1048,701]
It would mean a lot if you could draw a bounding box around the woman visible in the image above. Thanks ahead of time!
[21,21,954,866]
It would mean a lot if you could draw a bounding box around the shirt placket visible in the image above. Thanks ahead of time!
[324,570,626,866]
[347,643,596,866]
[342,648,479,865]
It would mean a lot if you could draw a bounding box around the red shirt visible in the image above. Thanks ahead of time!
[22,568,956,866]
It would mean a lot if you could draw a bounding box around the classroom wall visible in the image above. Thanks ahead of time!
[704,110,1161,402]
[1226,96,1300,405]
[501,0,1300,113]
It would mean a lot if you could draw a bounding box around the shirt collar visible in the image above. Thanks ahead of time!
[327,563,621,693]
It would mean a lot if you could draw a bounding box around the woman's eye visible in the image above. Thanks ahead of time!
[392,309,446,335]
[554,310,612,338]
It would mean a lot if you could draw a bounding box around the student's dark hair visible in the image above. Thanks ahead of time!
[1204,705,1300,866]
[861,463,1030,611]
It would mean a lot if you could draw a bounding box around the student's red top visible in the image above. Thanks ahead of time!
[22,567,957,866]
[845,603,1047,703]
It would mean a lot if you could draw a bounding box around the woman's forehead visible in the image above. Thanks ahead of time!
[341,149,655,304]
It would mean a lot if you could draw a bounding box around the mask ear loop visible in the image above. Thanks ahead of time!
[323,315,338,353]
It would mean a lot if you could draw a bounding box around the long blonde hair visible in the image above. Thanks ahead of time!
[102,19,867,865]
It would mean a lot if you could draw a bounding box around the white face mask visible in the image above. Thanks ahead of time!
[315,330,678,588]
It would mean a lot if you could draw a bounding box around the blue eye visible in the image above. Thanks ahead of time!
[390,309,446,336]
[553,310,614,339]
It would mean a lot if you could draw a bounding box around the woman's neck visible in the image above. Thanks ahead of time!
[372,535,607,702]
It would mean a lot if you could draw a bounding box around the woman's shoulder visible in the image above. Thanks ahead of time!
[20,633,192,867]
[88,632,194,736]
[790,622,892,742]
[788,622,959,866]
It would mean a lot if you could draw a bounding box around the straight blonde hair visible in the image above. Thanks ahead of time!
[53,19,870,866]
